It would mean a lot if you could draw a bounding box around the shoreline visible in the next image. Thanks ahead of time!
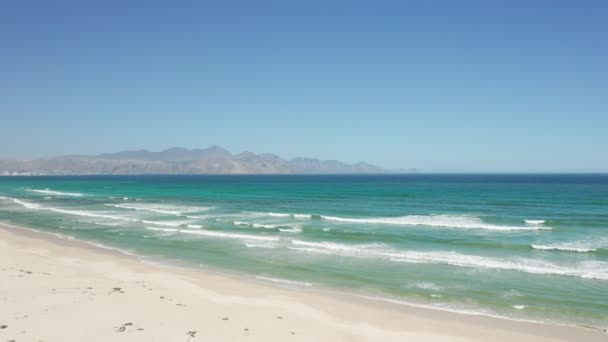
[1,223,606,341]
[2,222,602,331]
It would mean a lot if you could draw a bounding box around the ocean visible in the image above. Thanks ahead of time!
[0,174,606,329]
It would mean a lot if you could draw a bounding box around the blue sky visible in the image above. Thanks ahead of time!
[1,0,606,172]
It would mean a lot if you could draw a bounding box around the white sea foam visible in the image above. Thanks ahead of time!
[106,203,212,216]
[146,227,280,242]
[179,229,279,241]
[525,219,546,225]
[1,196,41,209]
[185,215,208,219]
[512,305,526,310]
[278,226,302,233]
[187,224,203,229]
[321,214,549,231]
[531,243,597,253]
[289,239,608,280]
[146,227,179,233]
[255,276,312,287]
[290,240,385,254]
[244,242,278,249]
[233,220,280,229]
[266,212,311,219]
[407,282,442,291]
[268,212,290,217]
[86,220,123,227]
[252,223,278,229]
[1,196,196,228]
[86,241,136,256]
[141,219,193,227]
[28,189,85,197]
[504,289,523,297]
[48,207,133,221]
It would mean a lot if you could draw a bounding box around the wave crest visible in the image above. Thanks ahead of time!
[321,214,549,231]
[28,189,84,197]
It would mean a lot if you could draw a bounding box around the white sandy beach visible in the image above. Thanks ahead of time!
[0,223,605,342]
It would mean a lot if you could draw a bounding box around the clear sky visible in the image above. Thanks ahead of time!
[1,0,606,172]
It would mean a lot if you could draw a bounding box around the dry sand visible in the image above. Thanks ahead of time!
[0,223,605,342]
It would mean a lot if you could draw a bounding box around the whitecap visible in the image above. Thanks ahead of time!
[264,212,311,219]
[288,239,608,280]
[28,189,84,197]
[407,282,442,291]
[278,226,302,233]
[321,214,549,231]
[179,229,279,242]
[141,220,193,227]
[268,212,290,217]
[525,219,546,225]
[233,221,279,229]
[252,223,278,229]
[106,203,212,216]
[244,242,277,249]
[146,227,179,233]
[255,276,312,287]
[531,243,596,253]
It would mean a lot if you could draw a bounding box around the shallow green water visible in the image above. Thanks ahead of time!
[0,175,607,329]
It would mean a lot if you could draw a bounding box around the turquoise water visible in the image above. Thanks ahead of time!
[1,175,607,329]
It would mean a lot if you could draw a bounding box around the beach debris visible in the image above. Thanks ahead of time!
[0,324,7,329]
[109,287,124,294]
[243,328,249,335]
[222,317,229,320]
[276,316,283,319]
[176,303,187,306]
[186,330,197,341]
[291,331,296,335]
[115,322,137,332]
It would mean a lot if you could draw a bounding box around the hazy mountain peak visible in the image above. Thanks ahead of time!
[0,146,391,175]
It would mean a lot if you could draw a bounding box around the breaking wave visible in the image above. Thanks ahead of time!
[321,214,550,231]
[1,197,195,228]
[267,212,312,219]
[106,203,212,216]
[525,219,546,225]
[255,276,312,287]
[288,240,608,280]
[28,189,85,197]
[531,243,597,253]
[145,227,279,242]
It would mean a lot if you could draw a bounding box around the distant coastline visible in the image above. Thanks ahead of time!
[0,146,414,176]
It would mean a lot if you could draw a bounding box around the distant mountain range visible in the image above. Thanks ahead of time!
[0,146,405,175]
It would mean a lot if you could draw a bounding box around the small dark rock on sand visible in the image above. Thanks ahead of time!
[109,287,124,294]
[0,325,7,329]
